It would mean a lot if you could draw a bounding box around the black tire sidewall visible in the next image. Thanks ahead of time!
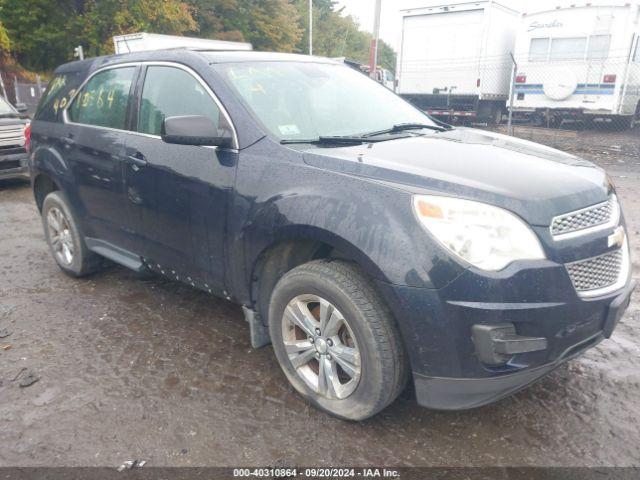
[269,267,390,421]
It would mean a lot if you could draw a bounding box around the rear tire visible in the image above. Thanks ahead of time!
[42,191,104,277]
[268,260,408,421]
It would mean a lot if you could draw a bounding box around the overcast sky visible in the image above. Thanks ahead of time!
[332,0,603,52]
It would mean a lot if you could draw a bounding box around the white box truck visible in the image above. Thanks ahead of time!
[113,32,252,55]
[397,1,520,124]
[511,2,640,129]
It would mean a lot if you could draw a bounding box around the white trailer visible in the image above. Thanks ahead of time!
[113,32,252,55]
[397,1,520,124]
[511,2,640,128]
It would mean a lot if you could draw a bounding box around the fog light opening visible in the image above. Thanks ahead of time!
[472,323,547,366]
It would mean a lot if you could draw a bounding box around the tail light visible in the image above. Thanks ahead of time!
[603,74,617,83]
[476,78,481,87]
[515,75,527,83]
[24,123,31,152]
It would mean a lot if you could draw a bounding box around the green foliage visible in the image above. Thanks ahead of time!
[0,0,197,70]
[0,21,10,52]
[79,0,198,57]
[0,0,395,73]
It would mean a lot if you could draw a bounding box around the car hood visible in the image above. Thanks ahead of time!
[302,127,609,226]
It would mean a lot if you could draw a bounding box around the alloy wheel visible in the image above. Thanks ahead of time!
[47,207,74,266]
[282,294,361,399]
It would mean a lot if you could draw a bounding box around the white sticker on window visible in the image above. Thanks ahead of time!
[278,124,301,136]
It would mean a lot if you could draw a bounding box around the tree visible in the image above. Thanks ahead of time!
[0,0,394,73]
[0,0,197,71]
[79,0,197,57]
[0,0,75,71]
[0,21,10,53]
[186,0,302,51]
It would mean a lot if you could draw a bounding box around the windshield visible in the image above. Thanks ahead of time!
[0,96,17,115]
[214,61,436,141]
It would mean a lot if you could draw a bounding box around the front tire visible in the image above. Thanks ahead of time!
[42,191,104,277]
[268,260,408,421]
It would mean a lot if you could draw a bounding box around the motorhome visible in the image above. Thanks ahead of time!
[511,2,640,128]
[396,1,520,123]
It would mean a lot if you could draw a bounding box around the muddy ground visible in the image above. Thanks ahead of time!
[1,126,639,468]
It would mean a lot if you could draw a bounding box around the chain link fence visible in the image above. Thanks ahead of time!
[0,72,47,116]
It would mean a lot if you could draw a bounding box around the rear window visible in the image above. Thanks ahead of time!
[550,37,587,61]
[34,71,86,122]
[529,38,549,62]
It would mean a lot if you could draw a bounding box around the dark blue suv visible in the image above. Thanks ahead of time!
[29,49,635,420]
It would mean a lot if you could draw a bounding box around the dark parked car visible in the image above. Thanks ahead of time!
[0,95,29,181]
[29,50,635,420]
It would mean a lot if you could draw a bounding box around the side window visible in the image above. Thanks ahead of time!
[587,35,611,60]
[138,66,225,136]
[67,67,135,130]
[35,70,86,122]
[529,38,549,62]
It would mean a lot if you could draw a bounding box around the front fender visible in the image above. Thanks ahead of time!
[227,139,466,303]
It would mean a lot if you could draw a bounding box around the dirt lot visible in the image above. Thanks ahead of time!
[1,126,639,468]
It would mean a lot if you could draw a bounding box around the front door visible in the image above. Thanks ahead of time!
[123,64,237,294]
[63,66,137,247]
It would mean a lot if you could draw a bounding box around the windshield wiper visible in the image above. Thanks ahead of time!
[362,123,450,138]
[281,135,385,145]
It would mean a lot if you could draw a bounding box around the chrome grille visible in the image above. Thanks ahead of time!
[566,249,623,294]
[551,196,617,238]
[0,124,25,149]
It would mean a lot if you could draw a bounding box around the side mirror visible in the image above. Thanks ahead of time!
[15,103,28,114]
[161,115,233,148]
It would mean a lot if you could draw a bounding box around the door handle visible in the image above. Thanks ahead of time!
[126,153,148,168]
[61,135,75,146]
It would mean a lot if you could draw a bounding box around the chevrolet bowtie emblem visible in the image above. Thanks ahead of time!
[608,226,625,249]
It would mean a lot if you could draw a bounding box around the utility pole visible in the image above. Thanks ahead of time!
[508,52,517,136]
[309,0,313,56]
[369,0,382,79]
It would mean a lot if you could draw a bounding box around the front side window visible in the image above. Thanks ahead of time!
[529,38,549,62]
[137,66,225,136]
[550,37,587,61]
[68,67,135,129]
[214,61,436,141]
[587,35,611,60]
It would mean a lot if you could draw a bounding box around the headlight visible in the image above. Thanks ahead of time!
[412,195,545,271]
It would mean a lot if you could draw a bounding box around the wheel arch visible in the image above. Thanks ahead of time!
[31,144,72,211]
[33,173,61,211]
[247,226,390,327]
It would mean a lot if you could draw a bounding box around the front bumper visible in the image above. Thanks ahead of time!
[376,263,635,410]
[0,152,29,180]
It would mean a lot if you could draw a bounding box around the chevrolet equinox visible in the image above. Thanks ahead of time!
[28,50,635,420]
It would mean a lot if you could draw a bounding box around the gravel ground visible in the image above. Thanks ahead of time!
[0,126,639,468]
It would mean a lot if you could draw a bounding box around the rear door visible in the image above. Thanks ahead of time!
[63,66,137,247]
[122,63,237,294]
